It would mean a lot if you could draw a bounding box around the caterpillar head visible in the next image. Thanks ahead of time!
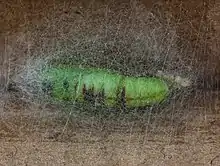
[156,70,192,88]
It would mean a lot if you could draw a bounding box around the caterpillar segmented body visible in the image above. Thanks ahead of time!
[41,66,169,108]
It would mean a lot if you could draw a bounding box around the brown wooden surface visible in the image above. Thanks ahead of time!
[1,0,220,165]
[0,37,8,94]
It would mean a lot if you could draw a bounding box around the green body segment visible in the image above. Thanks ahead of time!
[124,77,169,107]
[41,66,169,108]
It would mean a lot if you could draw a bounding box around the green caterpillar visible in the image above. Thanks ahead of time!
[41,66,170,108]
